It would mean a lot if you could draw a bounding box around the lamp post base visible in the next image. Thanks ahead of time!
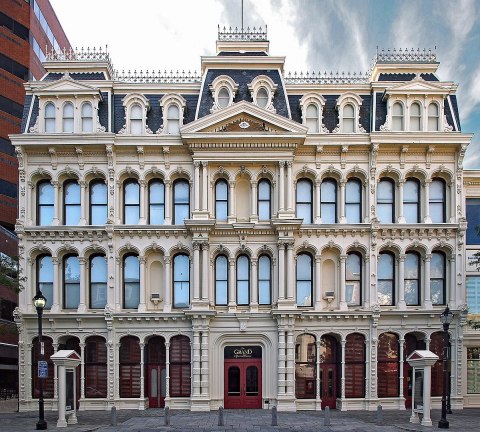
[438,419,449,429]
[36,419,47,430]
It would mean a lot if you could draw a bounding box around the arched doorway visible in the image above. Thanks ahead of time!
[319,334,339,409]
[58,336,81,407]
[345,333,366,399]
[404,333,426,408]
[377,332,400,398]
[295,334,316,400]
[145,336,166,408]
[32,336,54,399]
[119,336,141,398]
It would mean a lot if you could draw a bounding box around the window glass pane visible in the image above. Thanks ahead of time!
[218,87,230,108]
[45,103,55,132]
[467,347,480,394]
[346,253,361,280]
[346,180,361,223]
[256,87,268,108]
[174,181,189,224]
[90,182,107,204]
[216,180,228,200]
[131,104,142,119]
[392,103,404,131]
[467,277,480,314]
[306,104,318,133]
[377,179,394,222]
[90,182,107,225]
[215,180,228,221]
[39,206,54,226]
[430,179,445,223]
[65,182,81,225]
[258,202,270,221]
[167,105,180,134]
[215,256,227,305]
[174,255,189,308]
[149,181,165,224]
[64,256,80,309]
[258,180,270,200]
[39,182,54,204]
[346,253,361,306]
[344,104,354,117]
[237,256,249,305]
[404,179,419,223]
[258,255,271,305]
[90,256,107,308]
[81,103,93,132]
[321,180,336,202]
[297,179,312,201]
[124,182,139,204]
[64,182,80,204]
[296,254,312,306]
[38,256,53,309]
[124,255,140,309]
[82,103,92,117]
[428,103,439,131]
[467,198,480,244]
[63,103,74,132]
[378,253,394,279]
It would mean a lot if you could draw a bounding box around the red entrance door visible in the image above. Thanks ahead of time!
[147,365,166,408]
[224,359,262,409]
[320,364,337,409]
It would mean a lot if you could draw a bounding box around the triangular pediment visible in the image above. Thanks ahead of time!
[34,74,101,97]
[181,100,307,135]
[385,78,450,95]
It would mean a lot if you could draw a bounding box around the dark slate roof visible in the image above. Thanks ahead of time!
[21,94,32,133]
[378,73,438,82]
[444,97,461,132]
[98,92,109,131]
[375,92,387,132]
[288,96,302,123]
[449,95,461,131]
[359,95,371,132]
[43,72,106,81]
[28,96,39,133]
[217,51,268,56]
[113,94,125,133]
[197,69,290,119]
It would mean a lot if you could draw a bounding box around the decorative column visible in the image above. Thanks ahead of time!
[115,257,121,311]
[194,162,200,211]
[164,180,171,224]
[139,342,145,403]
[250,181,258,222]
[164,341,170,404]
[77,257,86,313]
[424,180,432,223]
[53,342,59,399]
[314,255,322,311]
[339,180,346,223]
[114,341,120,400]
[192,330,201,397]
[115,180,122,225]
[192,242,200,302]
[228,181,236,223]
[250,258,258,311]
[164,256,171,312]
[370,333,378,400]
[314,179,321,224]
[340,338,346,401]
[286,327,295,397]
[52,181,59,225]
[138,256,146,312]
[202,162,208,212]
[286,161,293,211]
[201,243,209,302]
[449,181,455,223]
[398,180,405,223]
[316,339,321,408]
[278,161,285,212]
[339,255,347,310]
[51,257,60,312]
[449,256,456,305]
[424,254,432,309]
[277,242,285,301]
[399,337,405,403]
[277,327,286,398]
[201,331,209,399]
[398,254,406,309]
[228,258,236,310]
[79,181,86,225]
[139,180,146,224]
[286,242,294,301]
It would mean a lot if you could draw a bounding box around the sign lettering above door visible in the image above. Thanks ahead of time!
[224,346,262,359]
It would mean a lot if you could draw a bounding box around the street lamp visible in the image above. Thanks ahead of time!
[438,305,453,429]
[33,290,47,430]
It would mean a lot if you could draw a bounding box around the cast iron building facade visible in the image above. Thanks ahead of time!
[11,28,476,411]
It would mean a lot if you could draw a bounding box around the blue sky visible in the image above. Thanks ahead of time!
[51,0,479,165]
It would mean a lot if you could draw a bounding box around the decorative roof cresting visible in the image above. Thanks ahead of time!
[114,69,201,84]
[218,25,268,42]
[375,47,437,63]
[46,46,111,63]
[285,71,369,85]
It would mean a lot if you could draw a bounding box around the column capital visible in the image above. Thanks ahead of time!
[193,241,201,251]
[425,254,432,262]
[286,161,292,168]
[278,161,285,168]
[194,161,201,168]
[228,257,236,266]
[286,241,295,250]
[201,161,208,168]
[314,254,322,263]
[138,255,146,264]
[250,180,258,187]
[164,256,171,264]
[229,180,236,188]
[251,257,258,266]
[340,254,347,262]
[78,257,86,265]
[164,179,171,186]
[399,254,406,262]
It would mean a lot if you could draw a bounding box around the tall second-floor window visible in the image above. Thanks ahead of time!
[215,179,228,222]
[124,180,140,224]
[236,255,250,305]
[37,255,53,309]
[431,251,446,305]
[345,179,362,223]
[149,180,165,224]
[62,102,74,132]
[90,255,107,309]
[296,179,312,224]
[404,178,420,223]
[409,102,422,131]
[405,252,420,305]
[296,253,312,307]
[44,102,55,132]
[346,252,361,306]
[378,252,395,306]
[64,255,80,309]
[173,180,189,224]
[173,254,190,308]
[428,103,440,131]
[258,255,271,305]
[215,255,228,305]
[37,180,54,226]
[123,254,140,309]
[321,179,337,223]
[258,179,271,221]
[90,181,108,225]
[430,179,446,223]
[377,179,395,223]
[81,102,93,132]
[64,181,81,225]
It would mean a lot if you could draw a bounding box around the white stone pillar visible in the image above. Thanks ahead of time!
[115,257,121,311]
[164,180,172,224]
[449,256,456,305]
[228,181,236,223]
[77,257,86,313]
[278,328,286,397]
[52,181,60,225]
[279,161,285,212]
[51,256,60,312]
[398,180,405,223]
[139,342,145,400]
[398,254,406,309]
[228,258,236,310]
[193,242,200,301]
[192,331,201,397]
[201,243,209,302]
[53,342,59,398]
[339,180,346,223]
[421,364,433,426]
[164,256,171,312]
[424,180,432,223]
[194,162,200,211]
[251,181,258,221]
[138,256,146,312]
[201,331,209,398]
[79,342,85,400]
[139,180,146,224]
[314,179,321,223]
[278,242,285,300]
[250,258,258,310]
[79,181,86,225]
[340,338,346,400]
[424,254,432,309]
[339,255,347,310]
[286,161,293,211]
[165,342,170,402]
[286,328,295,396]
[202,162,208,211]
[114,341,120,400]
[314,255,322,310]
[316,339,321,407]
[399,337,404,401]
[286,242,294,301]
[57,364,67,427]
[449,181,455,223]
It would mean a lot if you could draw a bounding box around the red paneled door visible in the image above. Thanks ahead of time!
[224,359,262,409]
[147,365,166,408]
[319,364,337,409]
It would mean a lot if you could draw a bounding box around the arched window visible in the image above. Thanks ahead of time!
[258,255,271,305]
[431,251,446,305]
[428,103,440,131]
[405,252,420,306]
[44,102,55,132]
[345,178,362,223]
[123,254,140,309]
[236,255,250,305]
[295,334,316,399]
[342,103,355,133]
[346,252,361,306]
[404,178,420,223]
[217,87,230,108]
[430,178,446,223]
[167,104,180,134]
[256,87,269,108]
[63,180,80,225]
[321,179,337,223]
[81,102,93,132]
[173,254,189,308]
[345,333,366,398]
[124,180,140,224]
[258,179,271,221]
[296,253,312,307]
[170,335,191,397]
[409,102,422,131]
[119,336,141,398]
[62,102,74,132]
[89,180,107,225]
[32,337,54,398]
[85,336,107,398]
[377,179,395,223]
[37,255,53,309]
[377,333,399,397]
[378,252,395,305]
[149,180,165,224]
[173,180,190,224]
[89,254,107,309]
[306,104,319,133]
[37,180,54,226]
[392,102,404,131]
[63,255,80,309]
[215,255,228,305]
[130,103,142,135]
[296,179,313,224]
[215,179,228,222]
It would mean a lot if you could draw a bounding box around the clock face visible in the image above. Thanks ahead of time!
[239,121,250,129]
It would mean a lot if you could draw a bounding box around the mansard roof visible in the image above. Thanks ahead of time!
[32,73,103,98]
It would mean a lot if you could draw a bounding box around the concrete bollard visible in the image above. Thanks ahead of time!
[271,405,278,426]
[376,404,383,425]
[218,406,224,426]
[110,406,117,426]
[324,406,330,426]
[164,406,171,426]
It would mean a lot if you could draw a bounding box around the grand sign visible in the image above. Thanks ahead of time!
[224,346,262,359]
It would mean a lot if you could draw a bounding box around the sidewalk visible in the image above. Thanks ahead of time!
[0,406,478,432]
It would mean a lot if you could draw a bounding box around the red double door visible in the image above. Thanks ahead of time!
[224,359,262,409]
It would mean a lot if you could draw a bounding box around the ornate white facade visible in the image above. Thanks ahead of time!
[11,30,475,412]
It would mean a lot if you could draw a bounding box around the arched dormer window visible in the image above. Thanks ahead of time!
[428,102,440,131]
[409,101,422,131]
[44,102,56,132]
[335,93,364,133]
[81,102,93,132]
[391,102,404,131]
[209,75,239,112]
[248,75,278,112]
[120,93,150,135]
[159,94,186,134]
[299,93,326,133]
[62,102,74,133]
